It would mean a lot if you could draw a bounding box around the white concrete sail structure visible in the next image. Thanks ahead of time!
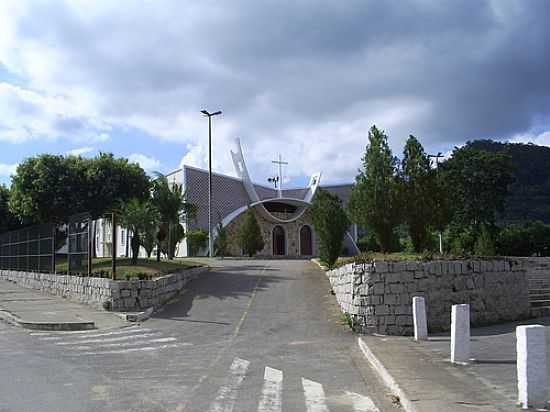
[228,138,323,225]
[304,172,322,203]
[230,138,261,203]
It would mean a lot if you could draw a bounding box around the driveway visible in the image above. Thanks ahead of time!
[0,259,398,412]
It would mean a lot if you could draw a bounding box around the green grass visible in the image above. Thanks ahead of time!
[55,257,201,280]
[331,251,472,268]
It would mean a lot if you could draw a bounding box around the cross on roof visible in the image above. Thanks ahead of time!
[272,154,288,196]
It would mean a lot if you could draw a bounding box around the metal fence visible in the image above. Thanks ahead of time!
[0,212,122,277]
[0,224,56,273]
[67,212,91,275]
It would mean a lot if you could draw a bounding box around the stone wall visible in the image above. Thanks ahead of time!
[0,267,207,312]
[225,207,319,257]
[326,259,530,335]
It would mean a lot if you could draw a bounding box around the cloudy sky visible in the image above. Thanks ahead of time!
[1,0,550,187]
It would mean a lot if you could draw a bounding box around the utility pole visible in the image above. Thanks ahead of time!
[201,109,222,258]
[429,152,444,254]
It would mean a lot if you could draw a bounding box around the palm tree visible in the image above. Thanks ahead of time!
[119,198,160,264]
[151,175,196,260]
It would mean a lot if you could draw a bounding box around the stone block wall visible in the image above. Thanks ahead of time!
[326,259,530,335]
[224,207,320,257]
[0,267,207,312]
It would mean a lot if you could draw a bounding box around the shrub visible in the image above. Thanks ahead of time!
[310,189,350,268]
[357,233,380,252]
[187,229,209,256]
[214,219,229,257]
[236,209,265,257]
[474,225,496,256]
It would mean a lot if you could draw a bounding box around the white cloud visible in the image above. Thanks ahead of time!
[180,144,207,170]
[0,82,111,144]
[509,131,550,147]
[0,163,17,177]
[128,153,161,172]
[66,146,95,156]
[1,1,550,185]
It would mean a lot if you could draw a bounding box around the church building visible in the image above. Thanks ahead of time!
[168,139,359,257]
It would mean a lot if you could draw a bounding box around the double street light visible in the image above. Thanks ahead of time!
[428,152,444,254]
[201,109,222,258]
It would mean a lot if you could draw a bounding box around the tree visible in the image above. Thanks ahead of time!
[474,224,496,256]
[400,135,440,252]
[8,153,150,224]
[85,153,151,219]
[119,199,160,264]
[162,223,186,258]
[440,147,514,234]
[236,209,264,257]
[348,126,401,252]
[141,229,157,258]
[310,189,350,268]
[214,218,229,258]
[187,229,209,256]
[497,222,550,257]
[151,175,196,260]
[0,185,19,232]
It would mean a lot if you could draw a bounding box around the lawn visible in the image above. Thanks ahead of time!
[55,257,201,280]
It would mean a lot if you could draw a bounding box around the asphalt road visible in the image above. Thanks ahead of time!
[0,259,399,412]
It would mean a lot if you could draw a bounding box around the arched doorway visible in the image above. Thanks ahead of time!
[272,225,286,256]
[300,225,313,256]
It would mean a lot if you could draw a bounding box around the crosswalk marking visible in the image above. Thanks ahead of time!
[77,343,183,356]
[302,378,330,412]
[57,328,152,339]
[28,326,184,356]
[34,327,152,341]
[30,326,141,336]
[257,366,283,412]
[73,337,180,350]
[207,357,250,412]
[345,391,380,412]
[55,332,161,345]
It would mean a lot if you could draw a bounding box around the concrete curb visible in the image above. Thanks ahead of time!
[115,306,154,322]
[310,258,329,271]
[358,336,418,412]
[0,309,95,331]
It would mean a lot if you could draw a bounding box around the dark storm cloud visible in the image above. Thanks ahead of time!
[8,0,550,180]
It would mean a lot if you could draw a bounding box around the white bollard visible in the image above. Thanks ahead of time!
[412,296,428,341]
[517,325,547,410]
[451,304,470,364]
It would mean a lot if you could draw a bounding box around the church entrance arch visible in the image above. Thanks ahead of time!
[299,225,313,256]
[272,225,286,256]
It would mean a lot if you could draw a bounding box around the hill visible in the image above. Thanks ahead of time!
[466,139,550,224]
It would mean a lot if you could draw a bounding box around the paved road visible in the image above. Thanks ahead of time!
[0,260,398,412]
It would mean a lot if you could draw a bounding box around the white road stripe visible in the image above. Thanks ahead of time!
[30,326,143,337]
[207,357,250,412]
[302,378,329,412]
[55,332,161,345]
[76,343,182,355]
[345,391,380,412]
[66,328,151,339]
[72,337,180,350]
[257,366,283,412]
[35,328,150,340]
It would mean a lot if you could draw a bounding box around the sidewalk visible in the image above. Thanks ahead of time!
[359,317,550,411]
[0,280,127,330]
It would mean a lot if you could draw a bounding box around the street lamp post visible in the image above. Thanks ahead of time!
[429,152,444,254]
[201,109,222,258]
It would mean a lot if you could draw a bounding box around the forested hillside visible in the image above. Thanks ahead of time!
[466,140,550,224]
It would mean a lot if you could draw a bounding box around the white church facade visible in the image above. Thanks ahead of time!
[96,140,359,258]
[170,139,359,257]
